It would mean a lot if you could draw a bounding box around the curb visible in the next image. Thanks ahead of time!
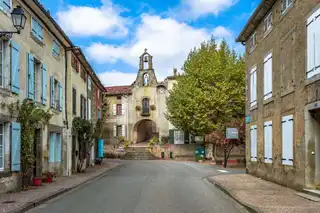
[9,163,124,213]
[206,177,261,213]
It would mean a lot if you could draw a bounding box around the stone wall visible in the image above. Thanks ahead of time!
[151,144,202,160]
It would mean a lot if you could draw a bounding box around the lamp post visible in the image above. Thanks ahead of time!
[0,6,27,38]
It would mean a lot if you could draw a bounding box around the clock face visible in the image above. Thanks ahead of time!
[159,88,165,93]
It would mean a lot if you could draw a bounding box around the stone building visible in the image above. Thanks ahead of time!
[237,0,320,189]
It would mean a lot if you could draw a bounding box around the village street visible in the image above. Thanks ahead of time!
[26,160,246,213]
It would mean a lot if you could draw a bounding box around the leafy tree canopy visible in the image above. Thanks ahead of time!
[166,38,245,136]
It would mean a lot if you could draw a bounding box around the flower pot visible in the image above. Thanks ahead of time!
[33,177,42,186]
[46,176,53,183]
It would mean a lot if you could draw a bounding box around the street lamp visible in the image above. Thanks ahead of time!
[0,6,27,37]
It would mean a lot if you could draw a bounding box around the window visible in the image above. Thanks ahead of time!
[264,121,272,163]
[113,125,124,137]
[263,53,273,100]
[142,98,150,114]
[52,40,60,57]
[33,60,42,103]
[88,98,91,120]
[80,67,85,79]
[0,0,11,13]
[50,77,62,111]
[282,115,294,166]
[0,40,3,88]
[31,17,43,41]
[307,8,320,79]
[80,95,84,118]
[117,125,122,137]
[264,12,272,33]
[71,55,77,69]
[116,104,122,115]
[248,32,256,52]
[88,77,91,90]
[250,125,257,162]
[250,66,257,107]
[174,130,184,144]
[0,123,4,171]
[117,96,121,100]
[76,60,80,73]
[282,0,292,13]
[72,87,76,115]
[49,132,62,163]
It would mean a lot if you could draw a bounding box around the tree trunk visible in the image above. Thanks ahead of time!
[223,144,235,168]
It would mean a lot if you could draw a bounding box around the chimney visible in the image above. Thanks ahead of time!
[173,68,177,76]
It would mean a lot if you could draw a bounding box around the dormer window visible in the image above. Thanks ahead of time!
[248,32,256,52]
[264,12,272,33]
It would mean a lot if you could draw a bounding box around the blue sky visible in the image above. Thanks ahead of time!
[40,0,258,86]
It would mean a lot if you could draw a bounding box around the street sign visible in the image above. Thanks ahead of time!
[226,128,239,139]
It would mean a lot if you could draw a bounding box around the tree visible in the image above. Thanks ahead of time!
[206,117,245,167]
[166,38,245,136]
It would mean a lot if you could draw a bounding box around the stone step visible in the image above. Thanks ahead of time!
[303,189,320,199]
[295,192,320,202]
[121,150,158,160]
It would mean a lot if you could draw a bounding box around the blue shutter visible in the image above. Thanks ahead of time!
[11,41,20,94]
[58,81,63,112]
[50,76,55,108]
[37,23,43,40]
[31,17,38,37]
[2,0,11,12]
[98,109,101,119]
[98,139,104,158]
[49,133,56,163]
[11,122,21,172]
[27,53,35,100]
[55,134,62,162]
[41,64,47,104]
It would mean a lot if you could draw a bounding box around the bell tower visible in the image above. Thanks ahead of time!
[139,48,153,71]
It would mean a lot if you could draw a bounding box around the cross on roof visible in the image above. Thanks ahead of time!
[144,48,148,52]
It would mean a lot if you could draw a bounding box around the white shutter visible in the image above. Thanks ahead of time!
[122,125,125,137]
[250,67,257,107]
[88,98,91,120]
[264,121,272,163]
[307,16,316,78]
[250,125,257,161]
[315,15,320,76]
[112,104,116,115]
[113,125,117,137]
[121,104,125,115]
[282,115,294,166]
[264,53,272,100]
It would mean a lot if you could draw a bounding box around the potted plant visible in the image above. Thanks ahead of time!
[42,171,56,183]
[135,106,141,111]
[33,177,42,186]
[150,105,156,111]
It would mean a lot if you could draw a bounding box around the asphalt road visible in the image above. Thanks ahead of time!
[27,160,247,213]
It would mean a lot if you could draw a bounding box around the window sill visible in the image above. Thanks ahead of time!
[141,113,150,117]
[263,28,273,40]
[0,87,12,97]
[263,97,274,105]
[30,33,45,47]
[305,74,320,86]
[250,104,258,111]
[281,87,295,97]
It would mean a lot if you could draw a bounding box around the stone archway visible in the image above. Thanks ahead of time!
[133,119,157,143]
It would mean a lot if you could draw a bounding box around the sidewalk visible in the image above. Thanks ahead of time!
[207,174,320,213]
[0,161,122,213]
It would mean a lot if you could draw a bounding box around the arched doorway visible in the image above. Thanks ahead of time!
[133,119,157,143]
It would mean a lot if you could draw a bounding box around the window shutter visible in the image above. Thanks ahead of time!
[264,53,272,100]
[122,104,125,115]
[169,130,174,144]
[11,122,21,171]
[84,98,87,119]
[113,104,116,115]
[31,18,37,37]
[27,53,35,100]
[307,18,315,78]
[37,22,43,40]
[269,122,273,162]
[80,95,83,118]
[88,98,91,120]
[282,115,294,166]
[250,67,257,106]
[11,41,20,94]
[122,125,125,137]
[264,121,272,163]
[113,125,117,137]
[41,64,47,104]
[55,134,62,162]
[50,76,55,108]
[250,125,257,161]
[49,133,56,163]
[98,109,101,119]
[315,16,320,75]
[59,82,63,112]
[2,0,11,11]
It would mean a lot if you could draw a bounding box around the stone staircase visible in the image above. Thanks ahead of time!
[121,147,158,160]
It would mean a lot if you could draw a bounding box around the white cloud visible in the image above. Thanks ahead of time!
[212,26,233,38]
[170,0,238,20]
[98,70,137,86]
[56,0,128,38]
[87,15,232,86]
